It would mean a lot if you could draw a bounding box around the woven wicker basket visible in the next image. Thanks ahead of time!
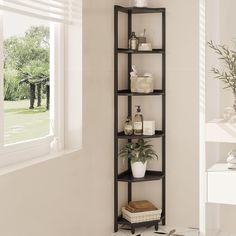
[122,207,162,223]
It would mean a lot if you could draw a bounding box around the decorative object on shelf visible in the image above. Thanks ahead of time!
[133,0,148,8]
[129,32,139,50]
[122,207,162,223]
[131,161,147,178]
[126,200,157,213]
[124,116,133,135]
[133,105,143,135]
[138,43,152,51]
[138,29,152,51]
[130,65,154,93]
[143,121,155,135]
[119,139,158,178]
[208,40,236,113]
[138,29,147,44]
[223,107,235,120]
[227,150,236,169]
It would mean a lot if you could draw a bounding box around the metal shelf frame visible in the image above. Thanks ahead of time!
[114,5,166,233]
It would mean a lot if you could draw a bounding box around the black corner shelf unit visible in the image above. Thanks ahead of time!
[114,5,166,234]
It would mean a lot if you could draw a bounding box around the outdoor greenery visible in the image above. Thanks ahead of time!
[4,68,28,101]
[4,26,50,109]
[208,40,236,93]
[4,100,49,145]
[119,139,158,164]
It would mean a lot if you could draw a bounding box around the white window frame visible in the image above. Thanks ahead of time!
[0,11,65,168]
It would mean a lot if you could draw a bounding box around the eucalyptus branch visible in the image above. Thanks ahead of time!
[208,40,236,93]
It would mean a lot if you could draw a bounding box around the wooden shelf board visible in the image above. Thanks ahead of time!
[117,89,164,96]
[115,5,165,14]
[117,215,164,226]
[117,170,164,183]
[117,48,164,54]
[117,130,164,139]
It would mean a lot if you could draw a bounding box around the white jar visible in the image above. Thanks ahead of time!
[133,0,148,7]
[131,161,147,178]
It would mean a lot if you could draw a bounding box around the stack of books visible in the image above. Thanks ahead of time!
[122,200,162,223]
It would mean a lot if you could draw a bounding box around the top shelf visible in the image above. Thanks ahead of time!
[115,5,165,14]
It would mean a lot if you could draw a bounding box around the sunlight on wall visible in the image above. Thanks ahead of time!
[199,0,206,235]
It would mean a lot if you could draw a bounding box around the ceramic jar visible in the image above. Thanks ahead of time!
[133,0,148,8]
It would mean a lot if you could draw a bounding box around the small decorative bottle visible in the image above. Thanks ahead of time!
[129,32,138,50]
[133,105,143,135]
[124,116,133,135]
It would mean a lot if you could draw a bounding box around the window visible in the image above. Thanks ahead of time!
[3,12,51,145]
[0,1,71,168]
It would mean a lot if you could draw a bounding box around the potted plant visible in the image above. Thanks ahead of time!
[208,40,236,112]
[119,139,158,178]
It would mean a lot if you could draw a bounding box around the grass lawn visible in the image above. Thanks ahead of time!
[4,99,49,145]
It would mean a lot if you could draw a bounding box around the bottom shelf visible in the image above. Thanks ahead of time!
[117,215,164,228]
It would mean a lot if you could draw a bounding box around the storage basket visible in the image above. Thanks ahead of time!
[122,207,162,223]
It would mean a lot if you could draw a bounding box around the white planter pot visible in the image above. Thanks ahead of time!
[133,0,148,7]
[131,161,147,178]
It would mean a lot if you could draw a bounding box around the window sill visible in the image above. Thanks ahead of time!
[0,149,78,176]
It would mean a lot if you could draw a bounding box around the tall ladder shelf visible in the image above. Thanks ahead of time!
[114,5,166,234]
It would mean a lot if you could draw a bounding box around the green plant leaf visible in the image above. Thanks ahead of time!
[118,138,158,163]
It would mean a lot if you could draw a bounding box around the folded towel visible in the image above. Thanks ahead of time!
[125,200,157,213]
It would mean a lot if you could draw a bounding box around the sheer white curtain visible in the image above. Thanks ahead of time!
[0,0,79,23]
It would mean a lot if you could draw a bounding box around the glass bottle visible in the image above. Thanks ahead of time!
[129,32,138,50]
[124,116,133,135]
[133,105,143,135]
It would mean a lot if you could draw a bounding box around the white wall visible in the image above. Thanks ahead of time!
[164,0,199,227]
[0,0,200,235]
[134,0,199,227]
